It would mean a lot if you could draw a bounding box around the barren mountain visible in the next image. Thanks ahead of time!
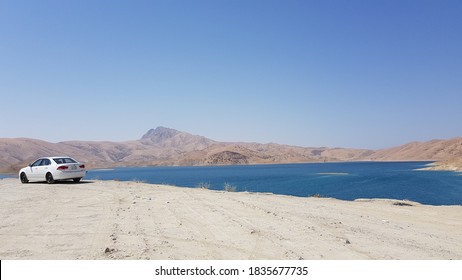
[366,138,462,161]
[140,127,216,150]
[0,126,461,173]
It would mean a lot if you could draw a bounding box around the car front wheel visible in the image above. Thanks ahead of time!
[46,173,55,184]
[73,178,81,183]
[20,173,29,184]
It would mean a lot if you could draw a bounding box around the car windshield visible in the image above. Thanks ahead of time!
[53,158,77,164]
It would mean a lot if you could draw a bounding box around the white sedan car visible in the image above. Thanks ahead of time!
[19,156,86,184]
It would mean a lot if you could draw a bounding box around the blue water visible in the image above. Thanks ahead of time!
[85,162,462,206]
[0,174,13,179]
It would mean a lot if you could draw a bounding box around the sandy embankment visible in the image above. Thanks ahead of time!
[421,160,462,172]
[0,178,461,260]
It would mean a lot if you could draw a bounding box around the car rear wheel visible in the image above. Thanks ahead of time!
[46,173,55,184]
[20,173,29,184]
[73,178,81,183]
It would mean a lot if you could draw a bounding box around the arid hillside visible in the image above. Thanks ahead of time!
[366,138,462,161]
[1,127,461,173]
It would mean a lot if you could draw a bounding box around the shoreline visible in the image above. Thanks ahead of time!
[1,178,461,260]
[0,160,436,176]
[2,162,461,206]
[418,161,462,173]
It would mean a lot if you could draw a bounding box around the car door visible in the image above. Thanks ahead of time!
[28,159,43,180]
[35,158,51,180]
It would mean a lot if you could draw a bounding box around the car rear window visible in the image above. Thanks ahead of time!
[53,158,77,164]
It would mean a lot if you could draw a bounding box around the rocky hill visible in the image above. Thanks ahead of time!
[1,127,461,173]
[140,127,216,150]
[366,138,462,161]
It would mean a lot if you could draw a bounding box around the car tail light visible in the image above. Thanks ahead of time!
[57,166,68,170]
[79,164,85,169]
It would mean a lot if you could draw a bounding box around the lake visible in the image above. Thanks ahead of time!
[84,162,462,206]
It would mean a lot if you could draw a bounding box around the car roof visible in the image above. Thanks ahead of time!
[36,156,74,160]
[49,156,72,159]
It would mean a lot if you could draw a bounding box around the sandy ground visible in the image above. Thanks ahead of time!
[0,178,461,260]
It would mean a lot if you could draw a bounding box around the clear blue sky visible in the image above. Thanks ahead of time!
[1,0,461,149]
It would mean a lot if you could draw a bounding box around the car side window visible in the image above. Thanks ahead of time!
[42,159,51,166]
[31,159,43,167]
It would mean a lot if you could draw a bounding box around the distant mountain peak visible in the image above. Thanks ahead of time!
[141,126,180,142]
[139,127,215,150]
